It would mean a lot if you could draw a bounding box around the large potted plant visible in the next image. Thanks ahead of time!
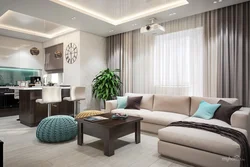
[92,68,122,107]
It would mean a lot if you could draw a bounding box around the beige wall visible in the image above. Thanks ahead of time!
[80,31,107,110]
[43,31,107,110]
[43,31,81,86]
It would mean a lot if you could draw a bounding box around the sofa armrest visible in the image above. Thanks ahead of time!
[105,100,117,113]
[231,108,250,130]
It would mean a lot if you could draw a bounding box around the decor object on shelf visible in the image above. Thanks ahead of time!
[36,115,77,143]
[30,47,40,55]
[54,51,62,59]
[92,68,122,107]
[75,110,104,119]
[65,43,78,64]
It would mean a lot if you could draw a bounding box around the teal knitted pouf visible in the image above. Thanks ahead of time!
[36,115,77,143]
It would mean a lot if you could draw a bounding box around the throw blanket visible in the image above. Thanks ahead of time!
[168,121,250,167]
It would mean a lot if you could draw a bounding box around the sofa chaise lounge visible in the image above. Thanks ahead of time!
[106,93,250,167]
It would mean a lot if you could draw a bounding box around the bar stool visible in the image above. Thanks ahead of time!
[63,86,85,116]
[36,87,62,117]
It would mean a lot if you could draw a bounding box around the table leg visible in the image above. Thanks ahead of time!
[77,122,83,145]
[104,140,114,156]
[135,121,141,144]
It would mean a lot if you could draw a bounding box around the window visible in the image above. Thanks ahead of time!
[153,27,204,95]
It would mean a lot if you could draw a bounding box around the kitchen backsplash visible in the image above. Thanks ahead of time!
[0,67,41,85]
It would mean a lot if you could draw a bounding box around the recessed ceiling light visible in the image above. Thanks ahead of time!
[71,17,76,20]
[109,30,114,32]
[132,23,137,26]
[169,13,176,16]
[213,0,222,4]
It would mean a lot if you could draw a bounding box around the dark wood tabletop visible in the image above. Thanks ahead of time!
[76,113,143,128]
[76,113,143,156]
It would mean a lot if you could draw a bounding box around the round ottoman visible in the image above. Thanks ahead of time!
[36,115,77,143]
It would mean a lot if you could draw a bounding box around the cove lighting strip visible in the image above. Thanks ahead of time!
[0,10,75,39]
[51,0,189,25]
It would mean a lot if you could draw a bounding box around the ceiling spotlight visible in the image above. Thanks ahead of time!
[169,13,176,16]
[213,0,222,4]
[132,23,137,26]
[71,17,76,20]
[109,30,114,32]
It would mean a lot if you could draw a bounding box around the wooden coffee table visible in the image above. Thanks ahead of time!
[76,113,143,156]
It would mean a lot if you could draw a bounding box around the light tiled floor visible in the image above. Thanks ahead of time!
[0,116,193,167]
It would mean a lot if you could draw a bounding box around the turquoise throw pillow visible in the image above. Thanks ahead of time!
[192,101,221,119]
[117,96,128,109]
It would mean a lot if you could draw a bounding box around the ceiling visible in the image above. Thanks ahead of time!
[51,0,189,25]
[0,0,249,42]
[0,10,75,38]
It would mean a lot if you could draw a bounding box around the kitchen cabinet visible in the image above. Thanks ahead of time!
[18,88,74,127]
[0,88,19,117]
[44,43,63,72]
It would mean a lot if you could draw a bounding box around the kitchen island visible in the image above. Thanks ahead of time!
[9,87,74,127]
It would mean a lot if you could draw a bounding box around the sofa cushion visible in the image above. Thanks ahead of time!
[140,111,188,126]
[158,117,247,157]
[125,93,154,110]
[190,96,238,116]
[213,100,242,125]
[111,109,151,117]
[153,95,190,116]
[117,96,128,109]
[192,101,221,119]
[125,96,143,110]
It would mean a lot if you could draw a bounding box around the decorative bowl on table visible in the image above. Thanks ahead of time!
[111,113,128,120]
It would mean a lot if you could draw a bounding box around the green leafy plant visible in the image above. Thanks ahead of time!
[92,68,122,106]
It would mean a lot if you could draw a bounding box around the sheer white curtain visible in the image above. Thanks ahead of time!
[132,14,213,96]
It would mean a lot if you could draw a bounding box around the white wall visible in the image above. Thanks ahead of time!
[0,35,44,70]
[43,31,107,111]
[80,31,107,110]
[43,31,81,86]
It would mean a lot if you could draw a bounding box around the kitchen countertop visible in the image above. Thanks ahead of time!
[0,86,14,88]
[8,87,71,90]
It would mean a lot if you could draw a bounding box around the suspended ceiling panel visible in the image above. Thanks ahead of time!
[0,0,249,40]
[0,10,75,39]
[51,0,189,25]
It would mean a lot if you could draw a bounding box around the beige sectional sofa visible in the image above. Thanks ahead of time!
[106,93,250,167]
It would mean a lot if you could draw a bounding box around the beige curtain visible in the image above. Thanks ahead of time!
[107,32,133,94]
[106,1,250,106]
[107,14,217,97]
[206,2,250,106]
[132,14,215,96]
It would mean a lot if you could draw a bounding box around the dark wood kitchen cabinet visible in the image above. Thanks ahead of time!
[44,43,63,72]
[19,89,74,127]
[0,88,19,117]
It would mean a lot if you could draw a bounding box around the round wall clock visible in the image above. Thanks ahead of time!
[65,43,78,64]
